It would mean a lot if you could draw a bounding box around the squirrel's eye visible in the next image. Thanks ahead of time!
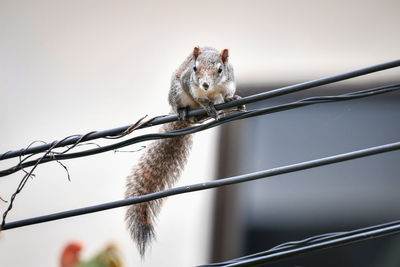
[218,65,223,73]
[193,65,197,71]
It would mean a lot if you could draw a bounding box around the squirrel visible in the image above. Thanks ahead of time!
[125,46,244,257]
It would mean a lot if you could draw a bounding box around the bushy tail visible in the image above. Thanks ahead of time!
[125,120,193,257]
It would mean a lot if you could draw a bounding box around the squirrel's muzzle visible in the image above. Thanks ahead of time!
[202,82,210,90]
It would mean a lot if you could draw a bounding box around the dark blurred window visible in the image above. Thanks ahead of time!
[211,82,400,267]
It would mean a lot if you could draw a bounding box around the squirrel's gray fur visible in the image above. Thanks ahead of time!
[125,46,243,257]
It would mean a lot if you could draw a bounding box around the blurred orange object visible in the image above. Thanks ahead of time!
[60,242,83,267]
[60,241,123,267]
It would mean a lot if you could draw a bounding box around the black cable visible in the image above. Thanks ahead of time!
[2,141,399,231]
[1,83,399,178]
[203,232,345,266]
[1,59,399,161]
[200,220,400,267]
[203,218,400,266]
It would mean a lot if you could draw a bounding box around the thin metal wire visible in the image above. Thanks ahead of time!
[2,141,399,231]
[1,83,399,177]
[1,59,399,161]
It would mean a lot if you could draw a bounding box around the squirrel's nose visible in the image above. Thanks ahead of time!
[202,82,209,90]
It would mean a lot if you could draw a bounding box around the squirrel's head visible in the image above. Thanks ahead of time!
[191,46,230,91]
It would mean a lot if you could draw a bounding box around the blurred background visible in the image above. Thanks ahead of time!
[0,0,399,266]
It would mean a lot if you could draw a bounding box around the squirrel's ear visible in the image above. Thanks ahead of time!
[220,49,229,64]
[193,46,202,60]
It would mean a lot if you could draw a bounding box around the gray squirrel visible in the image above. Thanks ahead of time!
[125,46,244,257]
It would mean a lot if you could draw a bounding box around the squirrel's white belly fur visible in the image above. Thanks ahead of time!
[179,89,199,108]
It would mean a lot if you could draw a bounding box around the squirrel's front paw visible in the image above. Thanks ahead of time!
[225,95,246,111]
[205,105,220,120]
[177,107,189,121]
[177,107,204,123]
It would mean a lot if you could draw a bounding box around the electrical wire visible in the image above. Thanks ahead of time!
[1,59,399,161]
[1,83,399,177]
[200,220,400,266]
[2,141,399,231]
